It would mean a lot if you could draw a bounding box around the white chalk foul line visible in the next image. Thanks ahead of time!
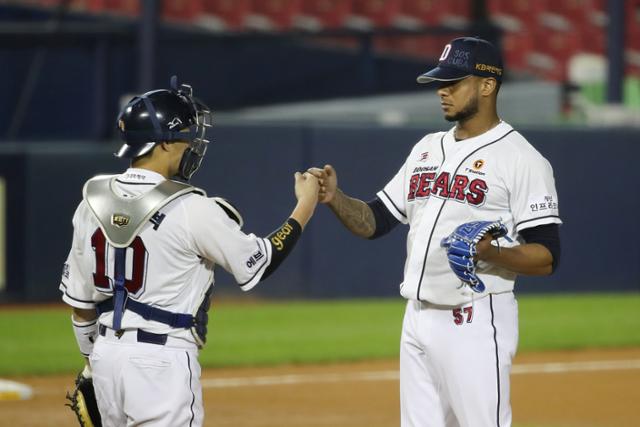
[511,359,640,375]
[201,371,399,388]
[201,359,640,389]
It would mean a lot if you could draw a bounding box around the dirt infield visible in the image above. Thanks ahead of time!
[2,347,639,427]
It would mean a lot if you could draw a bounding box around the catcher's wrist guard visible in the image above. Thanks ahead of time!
[66,370,102,427]
[72,316,98,357]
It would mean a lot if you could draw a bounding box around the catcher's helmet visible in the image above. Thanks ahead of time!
[115,76,213,181]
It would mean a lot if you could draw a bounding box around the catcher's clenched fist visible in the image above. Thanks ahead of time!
[307,164,337,204]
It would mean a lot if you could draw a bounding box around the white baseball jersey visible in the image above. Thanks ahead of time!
[60,168,272,344]
[377,121,561,305]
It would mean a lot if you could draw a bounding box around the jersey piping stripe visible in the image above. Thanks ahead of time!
[186,352,196,427]
[415,129,515,301]
[72,320,97,328]
[381,190,407,219]
[414,132,447,300]
[238,238,270,287]
[114,179,157,186]
[490,295,502,427]
[440,131,447,161]
[516,215,561,228]
[60,282,98,304]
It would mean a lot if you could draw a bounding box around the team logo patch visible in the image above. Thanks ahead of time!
[168,117,183,130]
[439,44,452,61]
[150,212,166,230]
[111,213,130,228]
[472,159,484,170]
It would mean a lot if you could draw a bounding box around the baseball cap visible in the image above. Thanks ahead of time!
[417,36,503,84]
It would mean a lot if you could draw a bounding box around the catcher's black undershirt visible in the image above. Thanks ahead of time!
[367,196,561,272]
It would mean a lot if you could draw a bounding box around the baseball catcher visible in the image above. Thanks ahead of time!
[441,220,510,292]
[59,76,319,426]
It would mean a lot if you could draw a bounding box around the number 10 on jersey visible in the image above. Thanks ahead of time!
[90,228,148,295]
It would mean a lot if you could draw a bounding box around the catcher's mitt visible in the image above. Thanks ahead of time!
[440,220,510,293]
[66,370,102,427]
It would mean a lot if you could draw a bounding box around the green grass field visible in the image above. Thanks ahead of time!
[1,293,639,377]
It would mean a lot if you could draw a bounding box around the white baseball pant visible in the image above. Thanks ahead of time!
[90,327,203,427]
[400,292,519,427]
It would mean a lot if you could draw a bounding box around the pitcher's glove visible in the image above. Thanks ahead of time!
[66,368,102,427]
[440,220,510,293]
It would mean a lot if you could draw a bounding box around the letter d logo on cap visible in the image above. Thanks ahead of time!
[439,44,452,61]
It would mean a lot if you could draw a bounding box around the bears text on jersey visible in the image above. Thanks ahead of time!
[407,171,488,206]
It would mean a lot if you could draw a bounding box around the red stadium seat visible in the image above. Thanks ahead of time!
[625,0,640,76]
[162,0,204,22]
[294,0,353,30]
[487,0,611,81]
[198,0,251,30]
[100,0,139,16]
[537,0,603,62]
[438,0,471,28]
[248,0,302,31]
[502,31,534,71]
[529,29,584,81]
[487,0,548,32]
[543,0,596,29]
[581,24,606,54]
[394,0,454,28]
[626,0,640,49]
[350,0,401,29]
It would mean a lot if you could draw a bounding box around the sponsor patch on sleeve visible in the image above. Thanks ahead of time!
[245,249,265,269]
[528,195,559,214]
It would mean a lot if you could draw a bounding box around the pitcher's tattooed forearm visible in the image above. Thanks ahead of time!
[329,190,375,238]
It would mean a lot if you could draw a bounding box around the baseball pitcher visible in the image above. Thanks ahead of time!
[309,37,562,427]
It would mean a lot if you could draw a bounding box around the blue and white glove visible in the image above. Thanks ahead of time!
[440,221,510,293]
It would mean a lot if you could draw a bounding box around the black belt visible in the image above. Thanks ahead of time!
[99,324,168,346]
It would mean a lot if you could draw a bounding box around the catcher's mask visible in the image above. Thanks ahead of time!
[115,75,213,181]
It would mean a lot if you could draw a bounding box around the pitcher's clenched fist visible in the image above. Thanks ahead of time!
[307,164,337,204]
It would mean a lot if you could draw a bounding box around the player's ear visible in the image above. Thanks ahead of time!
[480,78,498,97]
[159,141,172,152]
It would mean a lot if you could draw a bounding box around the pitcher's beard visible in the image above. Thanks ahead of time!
[445,95,479,123]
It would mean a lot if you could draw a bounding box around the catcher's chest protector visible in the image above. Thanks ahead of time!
[83,176,201,248]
